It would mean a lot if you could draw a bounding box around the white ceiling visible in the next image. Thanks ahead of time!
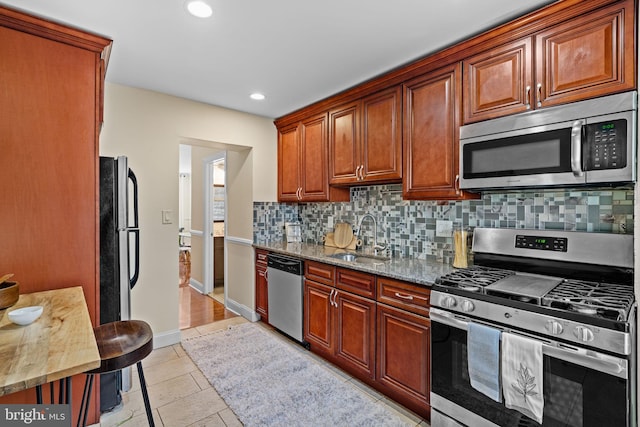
[2,0,554,119]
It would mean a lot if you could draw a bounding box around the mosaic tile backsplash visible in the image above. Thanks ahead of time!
[253,185,634,264]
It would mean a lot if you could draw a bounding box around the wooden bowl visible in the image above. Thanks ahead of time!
[0,281,19,310]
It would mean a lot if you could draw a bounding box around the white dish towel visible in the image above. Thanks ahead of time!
[501,332,544,424]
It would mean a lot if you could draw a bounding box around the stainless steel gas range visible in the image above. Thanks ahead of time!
[430,228,636,427]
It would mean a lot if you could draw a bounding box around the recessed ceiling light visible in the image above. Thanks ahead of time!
[250,93,266,100]
[185,1,213,18]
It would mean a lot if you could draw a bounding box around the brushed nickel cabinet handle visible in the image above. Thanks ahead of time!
[525,85,531,110]
[394,292,414,300]
[536,83,542,107]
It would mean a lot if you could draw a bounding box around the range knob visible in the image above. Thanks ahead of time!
[545,320,564,335]
[573,325,594,342]
[460,300,475,313]
[441,296,457,308]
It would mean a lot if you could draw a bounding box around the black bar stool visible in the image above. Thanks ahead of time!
[77,320,155,427]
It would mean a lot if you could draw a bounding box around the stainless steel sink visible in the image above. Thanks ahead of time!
[330,253,357,262]
[328,253,390,264]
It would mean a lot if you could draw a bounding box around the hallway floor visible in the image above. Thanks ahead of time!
[179,286,237,329]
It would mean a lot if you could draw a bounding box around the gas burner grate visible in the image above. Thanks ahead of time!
[542,280,635,322]
[436,266,514,291]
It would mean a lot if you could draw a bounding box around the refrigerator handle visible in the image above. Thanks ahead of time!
[128,168,139,228]
[129,228,140,288]
[128,168,140,288]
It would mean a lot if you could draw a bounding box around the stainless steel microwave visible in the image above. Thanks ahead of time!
[459,91,637,190]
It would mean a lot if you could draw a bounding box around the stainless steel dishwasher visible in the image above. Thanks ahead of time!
[267,253,305,345]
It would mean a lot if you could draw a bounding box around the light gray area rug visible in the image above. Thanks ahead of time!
[182,322,413,427]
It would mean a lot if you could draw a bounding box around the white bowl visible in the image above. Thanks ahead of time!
[8,306,43,326]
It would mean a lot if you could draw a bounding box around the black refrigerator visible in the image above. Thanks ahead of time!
[99,156,140,412]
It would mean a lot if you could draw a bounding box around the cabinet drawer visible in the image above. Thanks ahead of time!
[336,268,376,299]
[255,249,269,266]
[305,261,335,286]
[377,277,430,317]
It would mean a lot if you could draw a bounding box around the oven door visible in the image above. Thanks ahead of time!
[430,308,632,427]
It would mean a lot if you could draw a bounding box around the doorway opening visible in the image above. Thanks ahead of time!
[178,144,235,329]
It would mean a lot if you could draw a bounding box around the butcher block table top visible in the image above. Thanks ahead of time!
[0,286,100,396]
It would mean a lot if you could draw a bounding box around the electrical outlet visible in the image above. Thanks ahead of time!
[436,220,453,237]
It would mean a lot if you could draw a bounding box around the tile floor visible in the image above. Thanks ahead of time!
[97,316,432,426]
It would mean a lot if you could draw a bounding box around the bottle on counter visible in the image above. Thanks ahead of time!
[452,222,472,268]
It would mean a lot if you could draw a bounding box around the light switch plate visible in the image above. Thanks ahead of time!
[436,220,453,237]
[162,209,173,224]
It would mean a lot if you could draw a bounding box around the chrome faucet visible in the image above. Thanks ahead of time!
[356,213,387,255]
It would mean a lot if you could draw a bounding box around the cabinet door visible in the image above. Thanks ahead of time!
[277,123,301,201]
[403,63,472,200]
[361,86,403,183]
[463,37,533,123]
[300,113,331,201]
[304,280,334,356]
[255,258,268,323]
[535,0,635,109]
[329,101,360,185]
[377,304,431,418]
[334,291,376,380]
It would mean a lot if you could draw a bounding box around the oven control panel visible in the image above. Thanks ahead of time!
[515,235,567,252]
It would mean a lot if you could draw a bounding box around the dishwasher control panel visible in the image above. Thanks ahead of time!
[267,253,303,275]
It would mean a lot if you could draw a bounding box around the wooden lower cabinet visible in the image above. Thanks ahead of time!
[304,279,376,380]
[304,261,432,420]
[334,291,376,380]
[304,280,334,354]
[255,250,269,323]
[376,304,431,420]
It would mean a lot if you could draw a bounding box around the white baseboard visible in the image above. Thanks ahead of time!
[225,297,261,322]
[189,278,204,293]
[153,328,181,349]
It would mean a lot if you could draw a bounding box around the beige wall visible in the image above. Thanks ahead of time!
[100,82,276,346]
[225,149,254,306]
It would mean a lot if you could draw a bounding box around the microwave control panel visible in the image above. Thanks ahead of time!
[583,119,627,170]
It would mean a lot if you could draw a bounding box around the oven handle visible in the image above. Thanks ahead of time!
[430,308,628,379]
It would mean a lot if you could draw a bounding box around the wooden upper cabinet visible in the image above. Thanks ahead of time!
[277,123,302,201]
[463,38,533,123]
[403,63,476,200]
[300,113,330,200]
[329,102,360,184]
[329,86,402,185]
[463,0,635,123]
[277,114,349,202]
[535,0,635,109]
[362,86,403,183]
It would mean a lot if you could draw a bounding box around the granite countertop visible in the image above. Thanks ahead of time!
[253,241,454,286]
